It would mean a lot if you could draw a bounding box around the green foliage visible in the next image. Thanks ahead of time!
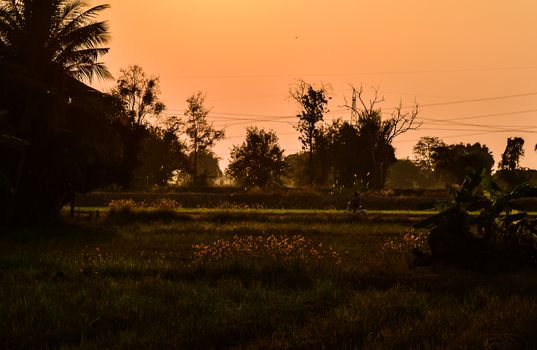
[133,126,188,187]
[431,143,494,184]
[111,65,166,127]
[412,136,446,174]
[495,137,528,191]
[283,152,309,187]
[386,159,442,189]
[287,86,419,190]
[386,159,422,189]
[290,81,329,152]
[499,137,525,171]
[416,169,537,268]
[185,150,222,186]
[289,81,330,186]
[227,127,286,188]
[322,120,363,188]
[184,92,225,185]
[110,65,175,188]
[494,168,537,192]
[287,118,397,189]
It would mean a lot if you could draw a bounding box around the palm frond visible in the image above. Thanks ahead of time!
[54,20,109,66]
[59,19,109,50]
[59,0,83,22]
[1,0,111,83]
[64,47,109,62]
[56,4,110,38]
[68,60,112,82]
[3,0,24,26]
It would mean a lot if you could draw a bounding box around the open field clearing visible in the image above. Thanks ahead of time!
[2,211,537,349]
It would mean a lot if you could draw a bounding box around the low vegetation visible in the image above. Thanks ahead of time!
[3,210,537,349]
[416,170,537,269]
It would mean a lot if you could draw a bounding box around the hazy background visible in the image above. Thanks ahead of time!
[92,0,537,169]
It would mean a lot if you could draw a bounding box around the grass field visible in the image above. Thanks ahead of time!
[2,210,537,349]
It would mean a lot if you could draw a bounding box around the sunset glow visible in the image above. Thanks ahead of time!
[93,0,537,168]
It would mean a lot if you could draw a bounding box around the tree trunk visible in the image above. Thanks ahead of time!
[193,147,198,185]
[309,148,313,187]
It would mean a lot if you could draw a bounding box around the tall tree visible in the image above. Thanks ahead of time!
[345,86,420,189]
[227,127,286,188]
[323,120,362,188]
[111,65,167,187]
[0,0,118,222]
[111,65,165,127]
[289,81,329,186]
[184,92,224,185]
[499,137,525,171]
[413,136,446,174]
[496,137,527,190]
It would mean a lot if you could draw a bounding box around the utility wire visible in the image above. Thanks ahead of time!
[417,92,537,108]
[437,108,537,122]
[165,93,537,121]
[160,66,537,80]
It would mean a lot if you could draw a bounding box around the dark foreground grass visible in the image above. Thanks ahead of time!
[2,211,537,349]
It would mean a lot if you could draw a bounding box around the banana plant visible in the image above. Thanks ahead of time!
[416,169,537,266]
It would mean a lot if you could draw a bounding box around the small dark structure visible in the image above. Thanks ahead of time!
[347,191,362,213]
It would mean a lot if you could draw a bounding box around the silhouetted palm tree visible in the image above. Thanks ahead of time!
[0,1,116,223]
[0,0,111,82]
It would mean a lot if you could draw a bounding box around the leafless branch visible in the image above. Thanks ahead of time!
[386,100,421,142]
[343,85,421,140]
[343,85,385,115]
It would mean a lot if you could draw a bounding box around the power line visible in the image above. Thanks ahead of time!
[418,127,537,133]
[159,66,537,80]
[165,108,346,119]
[438,108,537,122]
[164,93,537,122]
[420,117,537,130]
[417,92,537,108]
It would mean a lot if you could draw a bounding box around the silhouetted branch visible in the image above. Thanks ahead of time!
[343,85,421,141]
[386,100,421,142]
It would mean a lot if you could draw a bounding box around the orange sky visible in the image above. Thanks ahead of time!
[92,0,537,170]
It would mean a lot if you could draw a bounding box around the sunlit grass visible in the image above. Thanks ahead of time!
[2,211,537,348]
[66,206,439,215]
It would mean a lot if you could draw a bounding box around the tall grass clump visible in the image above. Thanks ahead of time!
[192,234,342,276]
